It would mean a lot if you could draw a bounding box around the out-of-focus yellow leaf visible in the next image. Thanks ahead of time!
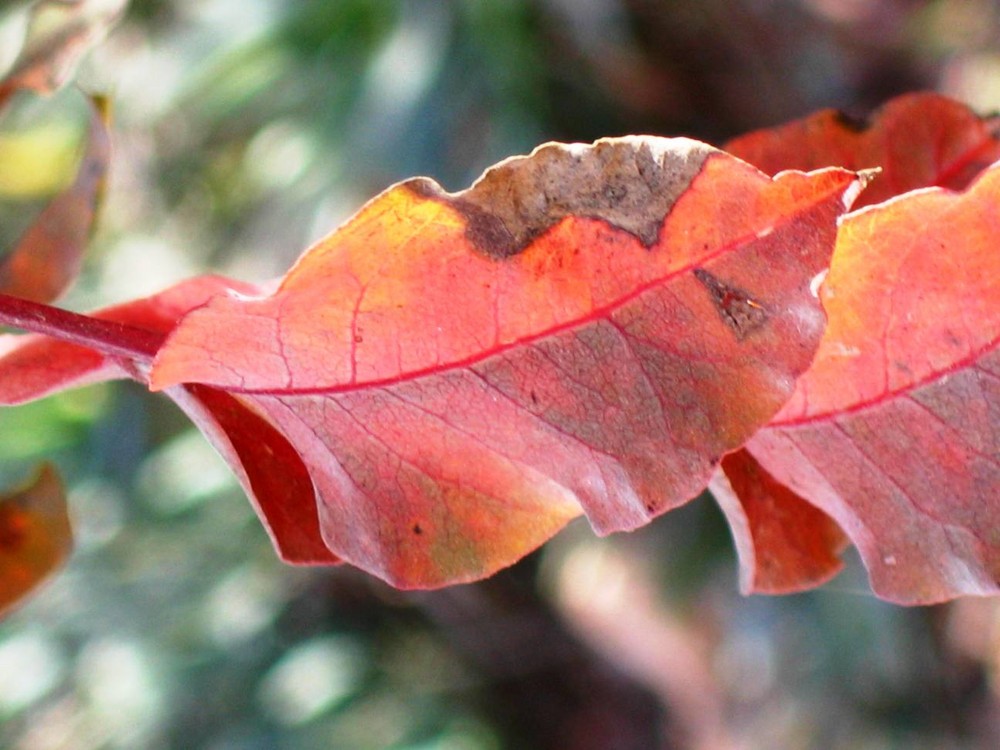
[0,120,80,198]
[0,464,72,619]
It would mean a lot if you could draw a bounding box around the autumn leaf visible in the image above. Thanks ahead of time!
[0,463,72,618]
[0,136,862,588]
[0,0,119,303]
[0,96,110,302]
[726,92,1000,207]
[725,159,1000,605]
[146,137,861,587]
[714,93,1000,603]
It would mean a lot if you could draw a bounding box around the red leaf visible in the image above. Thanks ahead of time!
[710,449,847,595]
[0,97,110,302]
[734,162,1000,604]
[0,464,72,618]
[726,92,1000,207]
[141,137,860,587]
[0,137,861,588]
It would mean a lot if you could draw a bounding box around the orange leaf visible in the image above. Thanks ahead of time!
[726,92,1000,207]
[143,137,860,587]
[737,162,1000,604]
[0,464,72,618]
[0,137,862,589]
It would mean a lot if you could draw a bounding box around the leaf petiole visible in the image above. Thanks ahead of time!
[0,293,164,363]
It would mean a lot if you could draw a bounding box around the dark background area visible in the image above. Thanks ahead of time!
[2,1,999,748]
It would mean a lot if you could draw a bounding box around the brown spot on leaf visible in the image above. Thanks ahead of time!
[405,137,715,258]
[412,523,423,535]
[694,268,769,340]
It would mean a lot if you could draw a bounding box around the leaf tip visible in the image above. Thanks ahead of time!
[841,167,881,210]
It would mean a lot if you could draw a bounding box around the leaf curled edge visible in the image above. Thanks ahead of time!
[711,450,847,595]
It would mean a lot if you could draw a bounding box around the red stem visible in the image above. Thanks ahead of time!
[0,293,164,362]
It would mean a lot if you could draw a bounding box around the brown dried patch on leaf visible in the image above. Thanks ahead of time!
[693,268,769,340]
[406,136,713,257]
[831,109,871,133]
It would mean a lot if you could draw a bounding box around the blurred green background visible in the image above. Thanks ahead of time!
[2,1,1000,748]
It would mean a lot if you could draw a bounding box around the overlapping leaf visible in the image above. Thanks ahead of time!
[728,168,1000,604]
[718,94,1000,603]
[726,92,1000,205]
[0,136,861,588]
